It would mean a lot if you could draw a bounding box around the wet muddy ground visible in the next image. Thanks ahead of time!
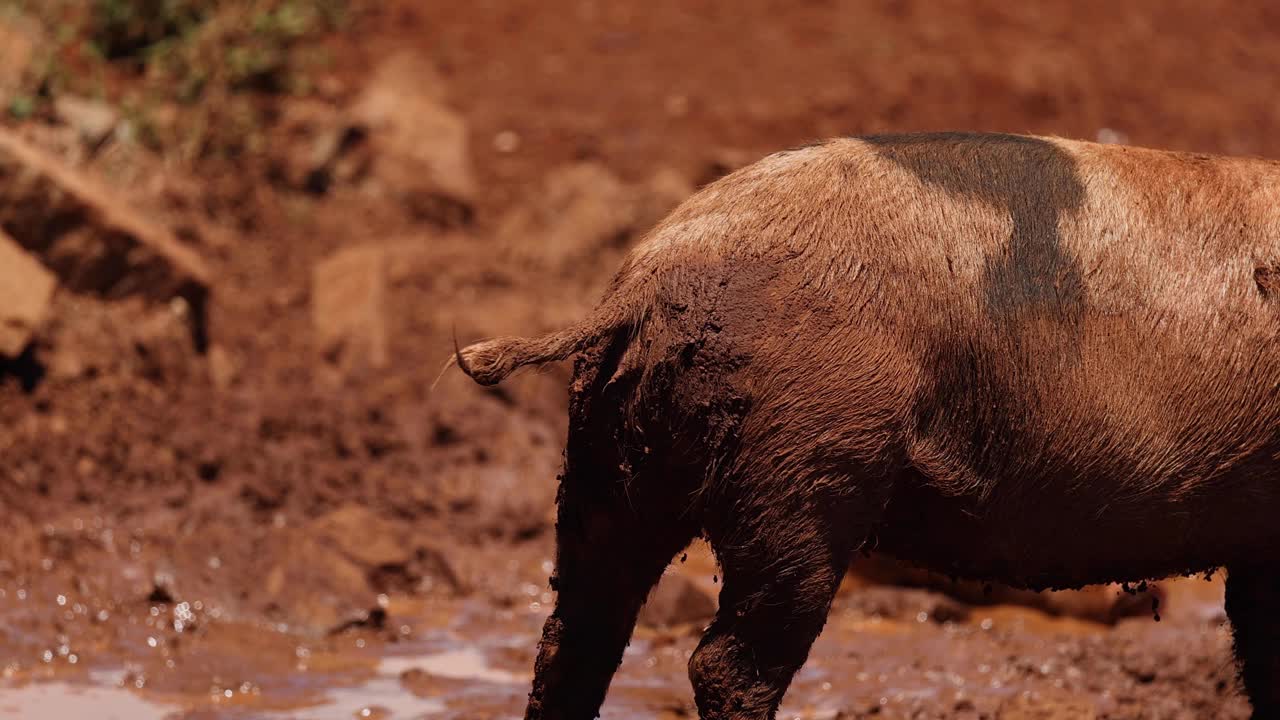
[0,542,1250,719]
[5,1,1280,717]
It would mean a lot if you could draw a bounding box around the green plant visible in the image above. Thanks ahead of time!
[87,0,208,59]
[4,1,353,163]
[7,95,35,119]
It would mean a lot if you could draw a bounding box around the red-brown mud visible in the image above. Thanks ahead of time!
[2,1,1279,717]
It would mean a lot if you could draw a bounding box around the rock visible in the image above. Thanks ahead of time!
[0,128,212,347]
[274,100,372,194]
[206,344,236,391]
[847,585,971,625]
[256,507,415,632]
[309,505,409,569]
[497,163,693,273]
[496,162,637,270]
[0,231,56,357]
[53,96,119,148]
[258,506,466,630]
[437,463,557,541]
[262,540,371,631]
[129,304,196,383]
[48,347,85,380]
[328,606,388,635]
[305,125,369,194]
[639,571,717,628]
[348,51,475,225]
[312,245,389,373]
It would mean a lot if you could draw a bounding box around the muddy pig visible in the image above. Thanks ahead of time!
[456,132,1280,719]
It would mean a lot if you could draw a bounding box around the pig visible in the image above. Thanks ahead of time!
[456,132,1280,719]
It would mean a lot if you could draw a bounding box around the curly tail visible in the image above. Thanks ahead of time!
[454,327,589,386]
[451,255,662,386]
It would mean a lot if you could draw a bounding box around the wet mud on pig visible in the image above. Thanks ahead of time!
[456,132,1280,718]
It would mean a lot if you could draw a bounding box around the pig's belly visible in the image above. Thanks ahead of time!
[871,466,1274,590]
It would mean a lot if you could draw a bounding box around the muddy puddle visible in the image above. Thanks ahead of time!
[0,548,1246,720]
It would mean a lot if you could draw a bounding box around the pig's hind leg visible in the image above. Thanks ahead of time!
[688,475,872,719]
[523,365,699,720]
[1226,564,1280,718]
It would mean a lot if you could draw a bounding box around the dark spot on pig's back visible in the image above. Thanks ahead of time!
[861,132,1087,324]
[860,133,1090,499]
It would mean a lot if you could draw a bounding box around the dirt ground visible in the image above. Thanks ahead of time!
[2,1,1280,717]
